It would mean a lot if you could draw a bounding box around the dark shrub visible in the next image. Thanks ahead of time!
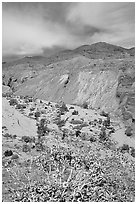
[4,150,13,157]
[35,111,41,118]
[30,107,35,111]
[121,144,129,153]
[29,112,33,116]
[100,110,109,117]
[12,134,17,139]
[99,128,107,141]
[35,142,45,151]
[130,147,135,157]
[9,98,18,106]
[103,116,110,127]
[56,119,66,128]
[69,106,74,109]
[59,102,69,113]
[76,130,81,137]
[16,104,22,109]
[98,118,102,124]
[125,126,132,137]
[70,120,83,125]
[37,119,49,137]
[2,126,7,129]
[72,110,79,115]
[82,102,88,109]
[90,136,96,143]
[22,136,31,143]
[22,144,31,152]
[3,133,12,138]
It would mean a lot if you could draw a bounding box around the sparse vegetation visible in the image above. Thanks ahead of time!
[125,126,133,137]
[82,102,88,109]
[9,98,18,106]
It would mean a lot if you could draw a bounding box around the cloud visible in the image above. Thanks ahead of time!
[67,2,135,47]
[2,2,135,56]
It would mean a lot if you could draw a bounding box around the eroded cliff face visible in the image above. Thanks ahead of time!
[2,54,134,126]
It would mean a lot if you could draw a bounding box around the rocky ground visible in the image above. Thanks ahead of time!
[2,42,135,202]
[2,93,135,202]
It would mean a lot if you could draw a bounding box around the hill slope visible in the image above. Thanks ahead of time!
[2,42,135,128]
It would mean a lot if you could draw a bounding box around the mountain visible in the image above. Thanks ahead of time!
[2,42,135,127]
[2,41,135,202]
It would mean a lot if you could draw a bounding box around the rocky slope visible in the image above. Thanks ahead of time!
[2,94,135,202]
[2,42,135,131]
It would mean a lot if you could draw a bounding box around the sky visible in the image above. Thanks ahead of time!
[2,2,135,56]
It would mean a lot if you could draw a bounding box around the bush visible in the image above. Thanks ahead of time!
[121,144,129,153]
[130,147,135,157]
[22,136,32,143]
[37,119,49,137]
[75,130,81,137]
[99,128,107,141]
[103,116,110,127]
[59,102,69,113]
[90,136,96,143]
[4,150,13,157]
[9,98,18,106]
[100,110,109,117]
[82,102,88,109]
[3,133,12,138]
[56,119,66,128]
[35,111,41,119]
[125,126,132,137]
[72,110,78,115]
[98,118,102,124]
[70,119,83,125]
[22,144,31,152]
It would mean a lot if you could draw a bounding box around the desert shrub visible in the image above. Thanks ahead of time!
[98,118,102,124]
[35,142,45,151]
[90,136,96,143]
[130,147,135,158]
[30,107,35,111]
[16,104,22,109]
[56,119,66,128]
[103,116,110,127]
[4,150,13,157]
[11,154,19,160]
[3,133,12,138]
[9,98,18,106]
[2,92,12,98]
[37,119,49,138]
[120,144,129,153]
[35,111,41,119]
[109,127,115,134]
[72,110,78,115]
[69,106,74,109]
[82,102,88,109]
[75,130,81,137]
[73,125,82,130]
[22,144,31,152]
[125,126,133,137]
[22,136,32,143]
[100,110,109,117]
[12,134,17,139]
[59,102,69,113]
[70,119,83,125]
[99,128,107,142]
[29,112,33,116]
[2,126,7,129]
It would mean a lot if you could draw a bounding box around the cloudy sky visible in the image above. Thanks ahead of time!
[2,2,135,56]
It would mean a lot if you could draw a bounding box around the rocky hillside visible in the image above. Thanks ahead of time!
[2,93,135,202]
[2,42,135,132]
